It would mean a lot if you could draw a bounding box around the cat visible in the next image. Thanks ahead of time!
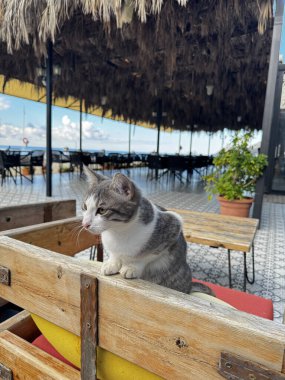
[82,166,214,296]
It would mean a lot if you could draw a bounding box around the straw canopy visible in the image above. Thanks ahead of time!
[0,0,273,132]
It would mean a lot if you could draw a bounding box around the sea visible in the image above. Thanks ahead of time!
[0,145,148,156]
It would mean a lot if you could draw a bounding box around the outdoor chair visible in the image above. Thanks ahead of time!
[69,151,85,174]
[52,150,71,173]
[0,150,22,185]
[147,154,169,180]
[166,155,189,183]
[20,150,45,182]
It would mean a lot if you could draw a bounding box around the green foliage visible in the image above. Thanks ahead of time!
[204,130,268,201]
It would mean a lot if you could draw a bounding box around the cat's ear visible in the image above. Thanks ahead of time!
[111,173,135,199]
[83,165,108,185]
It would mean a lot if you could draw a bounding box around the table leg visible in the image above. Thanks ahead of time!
[244,243,255,285]
[227,249,232,288]
[243,252,247,292]
[89,243,104,262]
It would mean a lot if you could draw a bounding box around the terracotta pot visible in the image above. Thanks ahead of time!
[217,196,253,218]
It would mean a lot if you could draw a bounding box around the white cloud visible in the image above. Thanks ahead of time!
[0,123,21,139]
[52,115,109,146]
[0,97,10,110]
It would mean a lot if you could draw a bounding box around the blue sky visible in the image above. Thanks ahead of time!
[1,8,285,155]
[0,93,236,155]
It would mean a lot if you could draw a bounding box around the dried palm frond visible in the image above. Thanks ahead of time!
[0,0,274,132]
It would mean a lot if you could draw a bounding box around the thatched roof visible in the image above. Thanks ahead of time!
[0,0,274,132]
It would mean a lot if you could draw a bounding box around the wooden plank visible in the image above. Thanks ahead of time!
[171,208,258,252]
[0,217,100,256]
[0,310,39,342]
[80,274,98,379]
[219,351,285,380]
[0,200,76,231]
[0,236,284,379]
[0,330,80,379]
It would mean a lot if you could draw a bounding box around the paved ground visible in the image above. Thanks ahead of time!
[0,167,284,322]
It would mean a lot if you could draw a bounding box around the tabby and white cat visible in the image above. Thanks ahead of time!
[82,167,214,296]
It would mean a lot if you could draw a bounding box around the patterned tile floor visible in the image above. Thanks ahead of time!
[0,167,284,322]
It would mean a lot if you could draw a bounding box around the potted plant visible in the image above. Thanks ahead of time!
[204,130,268,217]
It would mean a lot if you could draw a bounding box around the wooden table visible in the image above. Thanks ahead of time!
[171,209,259,292]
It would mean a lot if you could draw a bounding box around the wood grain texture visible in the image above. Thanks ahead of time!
[0,330,80,379]
[171,208,259,252]
[0,217,101,256]
[0,236,284,379]
[0,200,76,231]
[0,310,39,342]
[0,200,77,306]
[81,274,98,379]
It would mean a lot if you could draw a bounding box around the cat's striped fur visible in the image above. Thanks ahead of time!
[82,167,214,296]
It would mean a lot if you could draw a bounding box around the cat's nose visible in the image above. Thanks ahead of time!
[82,221,91,229]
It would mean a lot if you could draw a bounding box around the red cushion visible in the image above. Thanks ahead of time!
[193,279,273,320]
[32,335,79,369]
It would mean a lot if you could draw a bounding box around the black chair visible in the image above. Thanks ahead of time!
[52,150,71,173]
[147,155,169,180]
[19,150,44,182]
[69,151,83,173]
[0,150,22,185]
[166,155,189,183]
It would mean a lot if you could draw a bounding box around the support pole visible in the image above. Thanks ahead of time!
[46,40,53,197]
[156,99,162,155]
[207,129,212,156]
[155,99,162,180]
[79,98,83,152]
[253,0,284,221]
[128,124,131,155]
[189,127,193,156]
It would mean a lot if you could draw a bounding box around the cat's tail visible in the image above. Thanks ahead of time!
[191,282,216,297]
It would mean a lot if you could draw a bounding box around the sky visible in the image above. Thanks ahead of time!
[0,94,239,155]
[1,8,285,155]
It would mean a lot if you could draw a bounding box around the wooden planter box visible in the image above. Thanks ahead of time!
[0,217,284,379]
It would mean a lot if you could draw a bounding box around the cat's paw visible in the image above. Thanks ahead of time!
[101,260,122,276]
[120,266,138,279]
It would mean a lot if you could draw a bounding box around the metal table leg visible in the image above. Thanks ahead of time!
[227,249,232,288]
[89,243,104,262]
[244,242,255,289]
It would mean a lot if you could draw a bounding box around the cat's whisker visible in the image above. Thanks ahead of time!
[75,226,86,248]
[70,222,83,239]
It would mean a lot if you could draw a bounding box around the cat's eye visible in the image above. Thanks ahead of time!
[82,202,87,211]
[97,207,106,215]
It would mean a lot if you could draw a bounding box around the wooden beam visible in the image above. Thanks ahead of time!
[80,274,98,379]
[0,236,284,379]
[0,310,39,342]
[0,331,80,379]
[0,200,76,232]
[0,217,100,256]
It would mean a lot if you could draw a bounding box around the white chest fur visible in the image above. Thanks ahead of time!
[102,206,157,259]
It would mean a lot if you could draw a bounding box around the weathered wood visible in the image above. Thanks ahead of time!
[80,274,98,380]
[0,200,76,231]
[219,351,285,380]
[0,362,12,380]
[171,208,258,252]
[0,310,39,342]
[1,217,101,256]
[0,200,77,307]
[0,236,284,380]
[0,330,80,379]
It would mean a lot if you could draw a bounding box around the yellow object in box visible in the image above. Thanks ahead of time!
[31,314,163,380]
